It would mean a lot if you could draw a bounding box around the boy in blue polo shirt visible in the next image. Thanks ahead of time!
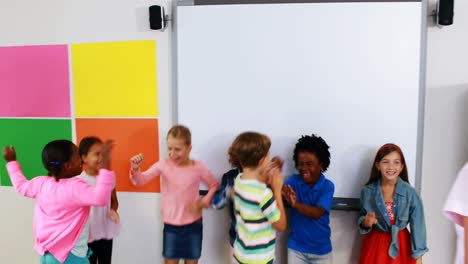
[282,134,334,264]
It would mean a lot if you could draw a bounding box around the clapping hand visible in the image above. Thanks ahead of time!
[282,185,297,207]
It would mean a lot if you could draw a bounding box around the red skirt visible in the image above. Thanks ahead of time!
[359,228,416,264]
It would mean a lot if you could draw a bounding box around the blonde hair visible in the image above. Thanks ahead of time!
[229,132,271,168]
[167,125,192,145]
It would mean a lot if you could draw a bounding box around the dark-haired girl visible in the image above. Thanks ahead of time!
[2,139,115,264]
[79,137,120,264]
[358,143,427,264]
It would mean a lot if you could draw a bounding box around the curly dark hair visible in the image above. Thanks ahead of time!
[293,135,330,172]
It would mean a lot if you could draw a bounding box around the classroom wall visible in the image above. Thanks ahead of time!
[0,0,173,263]
[1,0,467,263]
[422,0,468,263]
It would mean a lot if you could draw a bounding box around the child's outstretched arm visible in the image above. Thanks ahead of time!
[199,164,219,208]
[3,146,39,198]
[129,153,162,186]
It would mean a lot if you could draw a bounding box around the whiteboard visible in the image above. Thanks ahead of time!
[176,2,423,199]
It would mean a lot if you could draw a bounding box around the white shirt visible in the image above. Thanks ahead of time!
[444,162,468,264]
[79,171,120,242]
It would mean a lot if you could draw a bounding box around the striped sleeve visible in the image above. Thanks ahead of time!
[259,188,280,224]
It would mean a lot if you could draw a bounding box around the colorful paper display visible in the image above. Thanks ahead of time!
[72,40,158,117]
[76,118,160,193]
[0,45,70,117]
[0,41,160,193]
[0,119,72,186]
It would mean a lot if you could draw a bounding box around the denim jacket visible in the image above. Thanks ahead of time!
[358,178,428,259]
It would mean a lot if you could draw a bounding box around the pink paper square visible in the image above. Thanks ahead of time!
[0,45,70,117]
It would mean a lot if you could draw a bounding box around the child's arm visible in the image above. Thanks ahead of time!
[110,188,119,211]
[199,163,219,208]
[129,153,162,186]
[283,182,334,219]
[72,140,116,206]
[409,190,428,259]
[270,170,287,232]
[358,188,377,233]
[72,169,115,206]
[108,188,120,223]
[3,146,39,198]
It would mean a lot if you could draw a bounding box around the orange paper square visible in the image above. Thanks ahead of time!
[76,118,160,192]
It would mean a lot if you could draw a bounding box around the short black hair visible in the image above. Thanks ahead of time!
[42,139,75,177]
[293,135,331,172]
[79,136,103,156]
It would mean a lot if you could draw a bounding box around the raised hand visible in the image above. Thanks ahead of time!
[130,153,144,172]
[101,140,114,170]
[2,146,16,162]
[269,168,284,194]
[271,156,284,171]
[362,212,378,228]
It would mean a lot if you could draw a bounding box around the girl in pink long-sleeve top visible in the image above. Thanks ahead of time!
[2,139,115,264]
[129,125,219,264]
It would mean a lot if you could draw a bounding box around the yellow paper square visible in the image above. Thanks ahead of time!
[72,40,157,117]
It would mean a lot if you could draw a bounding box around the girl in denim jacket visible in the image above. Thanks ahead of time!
[358,143,428,264]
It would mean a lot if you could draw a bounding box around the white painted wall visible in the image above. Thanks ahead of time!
[422,1,468,263]
[1,0,467,263]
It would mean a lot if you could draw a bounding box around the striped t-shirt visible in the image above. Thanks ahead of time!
[233,177,280,264]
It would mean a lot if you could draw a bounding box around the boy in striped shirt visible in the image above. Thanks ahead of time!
[230,132,287,264]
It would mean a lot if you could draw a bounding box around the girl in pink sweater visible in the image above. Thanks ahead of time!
[2,139,115,264]
[129,125,219,264]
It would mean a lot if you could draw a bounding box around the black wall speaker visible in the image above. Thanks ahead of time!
[149,5,166,30]
[438,0,454,26]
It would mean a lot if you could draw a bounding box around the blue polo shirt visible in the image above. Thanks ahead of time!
[285,173,334,255]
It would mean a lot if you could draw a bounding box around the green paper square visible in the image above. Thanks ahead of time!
[0,119,72,186]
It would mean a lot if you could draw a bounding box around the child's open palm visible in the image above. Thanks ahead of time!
[282,185,297,207]
[2,146,16,162]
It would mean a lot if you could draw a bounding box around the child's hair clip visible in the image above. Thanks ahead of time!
[50,161,61,165]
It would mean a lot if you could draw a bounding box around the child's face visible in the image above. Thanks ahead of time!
[82,143,103,173]
[65,146,83,177]
[167,136,191,165]
[376,151,404,182]
[296,151,322,185]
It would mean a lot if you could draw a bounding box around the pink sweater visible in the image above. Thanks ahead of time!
[6,161,115,263]
[130,159,219,225]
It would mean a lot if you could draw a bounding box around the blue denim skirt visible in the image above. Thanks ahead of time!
[163,219,203,260]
